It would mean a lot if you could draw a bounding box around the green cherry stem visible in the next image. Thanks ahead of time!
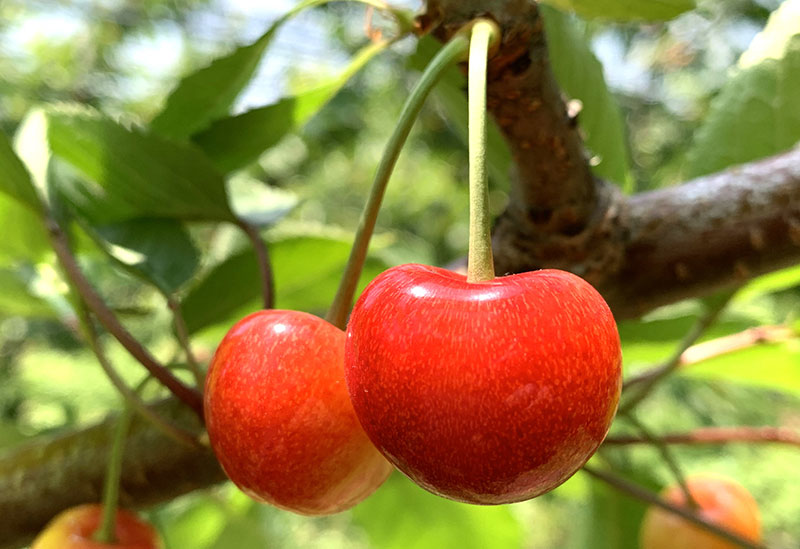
[466,20,498,283]
[326,31,472,329]
[94,403,134,544]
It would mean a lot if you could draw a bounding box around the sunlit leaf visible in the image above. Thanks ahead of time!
[91,219,200,295]
[680,339,800,396]
[45,105,234,223]
[0,269,56,318]
[150,0,329,140]
[0,130,42,212]
[687,5,800,177]
[193,40,388,173]
[0,193,50,266]
[542,6,632,190]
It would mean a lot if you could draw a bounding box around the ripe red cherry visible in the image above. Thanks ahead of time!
[204,309,392,515]
[344,264,622,504]
[640,475,762,549]
[31,504,160,548]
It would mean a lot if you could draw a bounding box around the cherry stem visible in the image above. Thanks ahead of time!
[46,217,205,420]
[582,465,765,549]
[94,403,133,544]
[620,291,734,414]
[77,304,202,449]
[326,31,472,329]
[168,297,204,388]
[603,425,800,447]
[235,219,274,310]
[466,20,499,283]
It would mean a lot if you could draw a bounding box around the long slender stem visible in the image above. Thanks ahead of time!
[168,298,205,388]
[46,217,205,419]
[603,426,800,447]
[620,292,734,414]
[77,306,202,449]
[236,219,274,310]
[326,32,472,329]
[582,466,765,549]
[466,20,496,283]
[94,404,133,544]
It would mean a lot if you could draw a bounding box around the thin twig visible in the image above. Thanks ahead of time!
[235,218,274,309]
[621,413,698,509]
[604,426,800,448]
[46,217,205,420]
[679,325,796,366]
[582,466,766,549]
[620,292,735,414]
[78,307,202,449]
[168,298,205,388]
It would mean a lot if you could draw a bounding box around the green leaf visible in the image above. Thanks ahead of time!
[181,233,389,335]
[408,37,511,187]
[0,269,56,318]
[541,0,695,21]
[45,105,234,223]
[735,264,800,303]
[352,473,523,549]
[149,0,321,140]
[0,130,42,212]
[686,6,800,177]
[91,219,201,295]
[193,40,388,173]
[680,339,800,396]
[226,176,298,227]
[579,479,647,549]
[0,193,50,266]
[541,6,632,190]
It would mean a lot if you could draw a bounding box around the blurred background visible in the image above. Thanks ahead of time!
[0,0,798,547]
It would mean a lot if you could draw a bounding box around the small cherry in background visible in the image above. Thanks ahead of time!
[640,474,761,549]
[31,504,161,549]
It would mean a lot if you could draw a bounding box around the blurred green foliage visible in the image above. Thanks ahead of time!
[0,0,798,548]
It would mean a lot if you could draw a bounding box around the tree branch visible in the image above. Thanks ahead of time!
[603,426,800,448]
[424,1,800,320]
[0,400,224,549]
[47,218,205,419]
[603,149,800,318]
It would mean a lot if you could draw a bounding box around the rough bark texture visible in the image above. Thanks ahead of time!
[427,0,800,318]
[2,1,799,547]
[0,401,225,549]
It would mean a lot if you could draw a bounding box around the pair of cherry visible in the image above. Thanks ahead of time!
[203,262,622,513]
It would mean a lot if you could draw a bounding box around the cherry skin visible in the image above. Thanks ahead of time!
[31,504,160,549]
[344,264,622,504]
[640,475,762,549]
[204,309,392,515]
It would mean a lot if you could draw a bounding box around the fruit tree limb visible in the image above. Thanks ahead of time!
[0,400,224,549]
[425,0,800,319]
[603,426,800,448]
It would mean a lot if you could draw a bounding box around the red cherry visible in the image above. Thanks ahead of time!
[344,264,622,504]
[204,309,392,515]
[640,475,762,549]
[31,504,160,549]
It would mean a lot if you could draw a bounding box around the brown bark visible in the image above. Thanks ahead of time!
[426,0,800,320]
[2,2,800,547]
[0,400,224,549]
